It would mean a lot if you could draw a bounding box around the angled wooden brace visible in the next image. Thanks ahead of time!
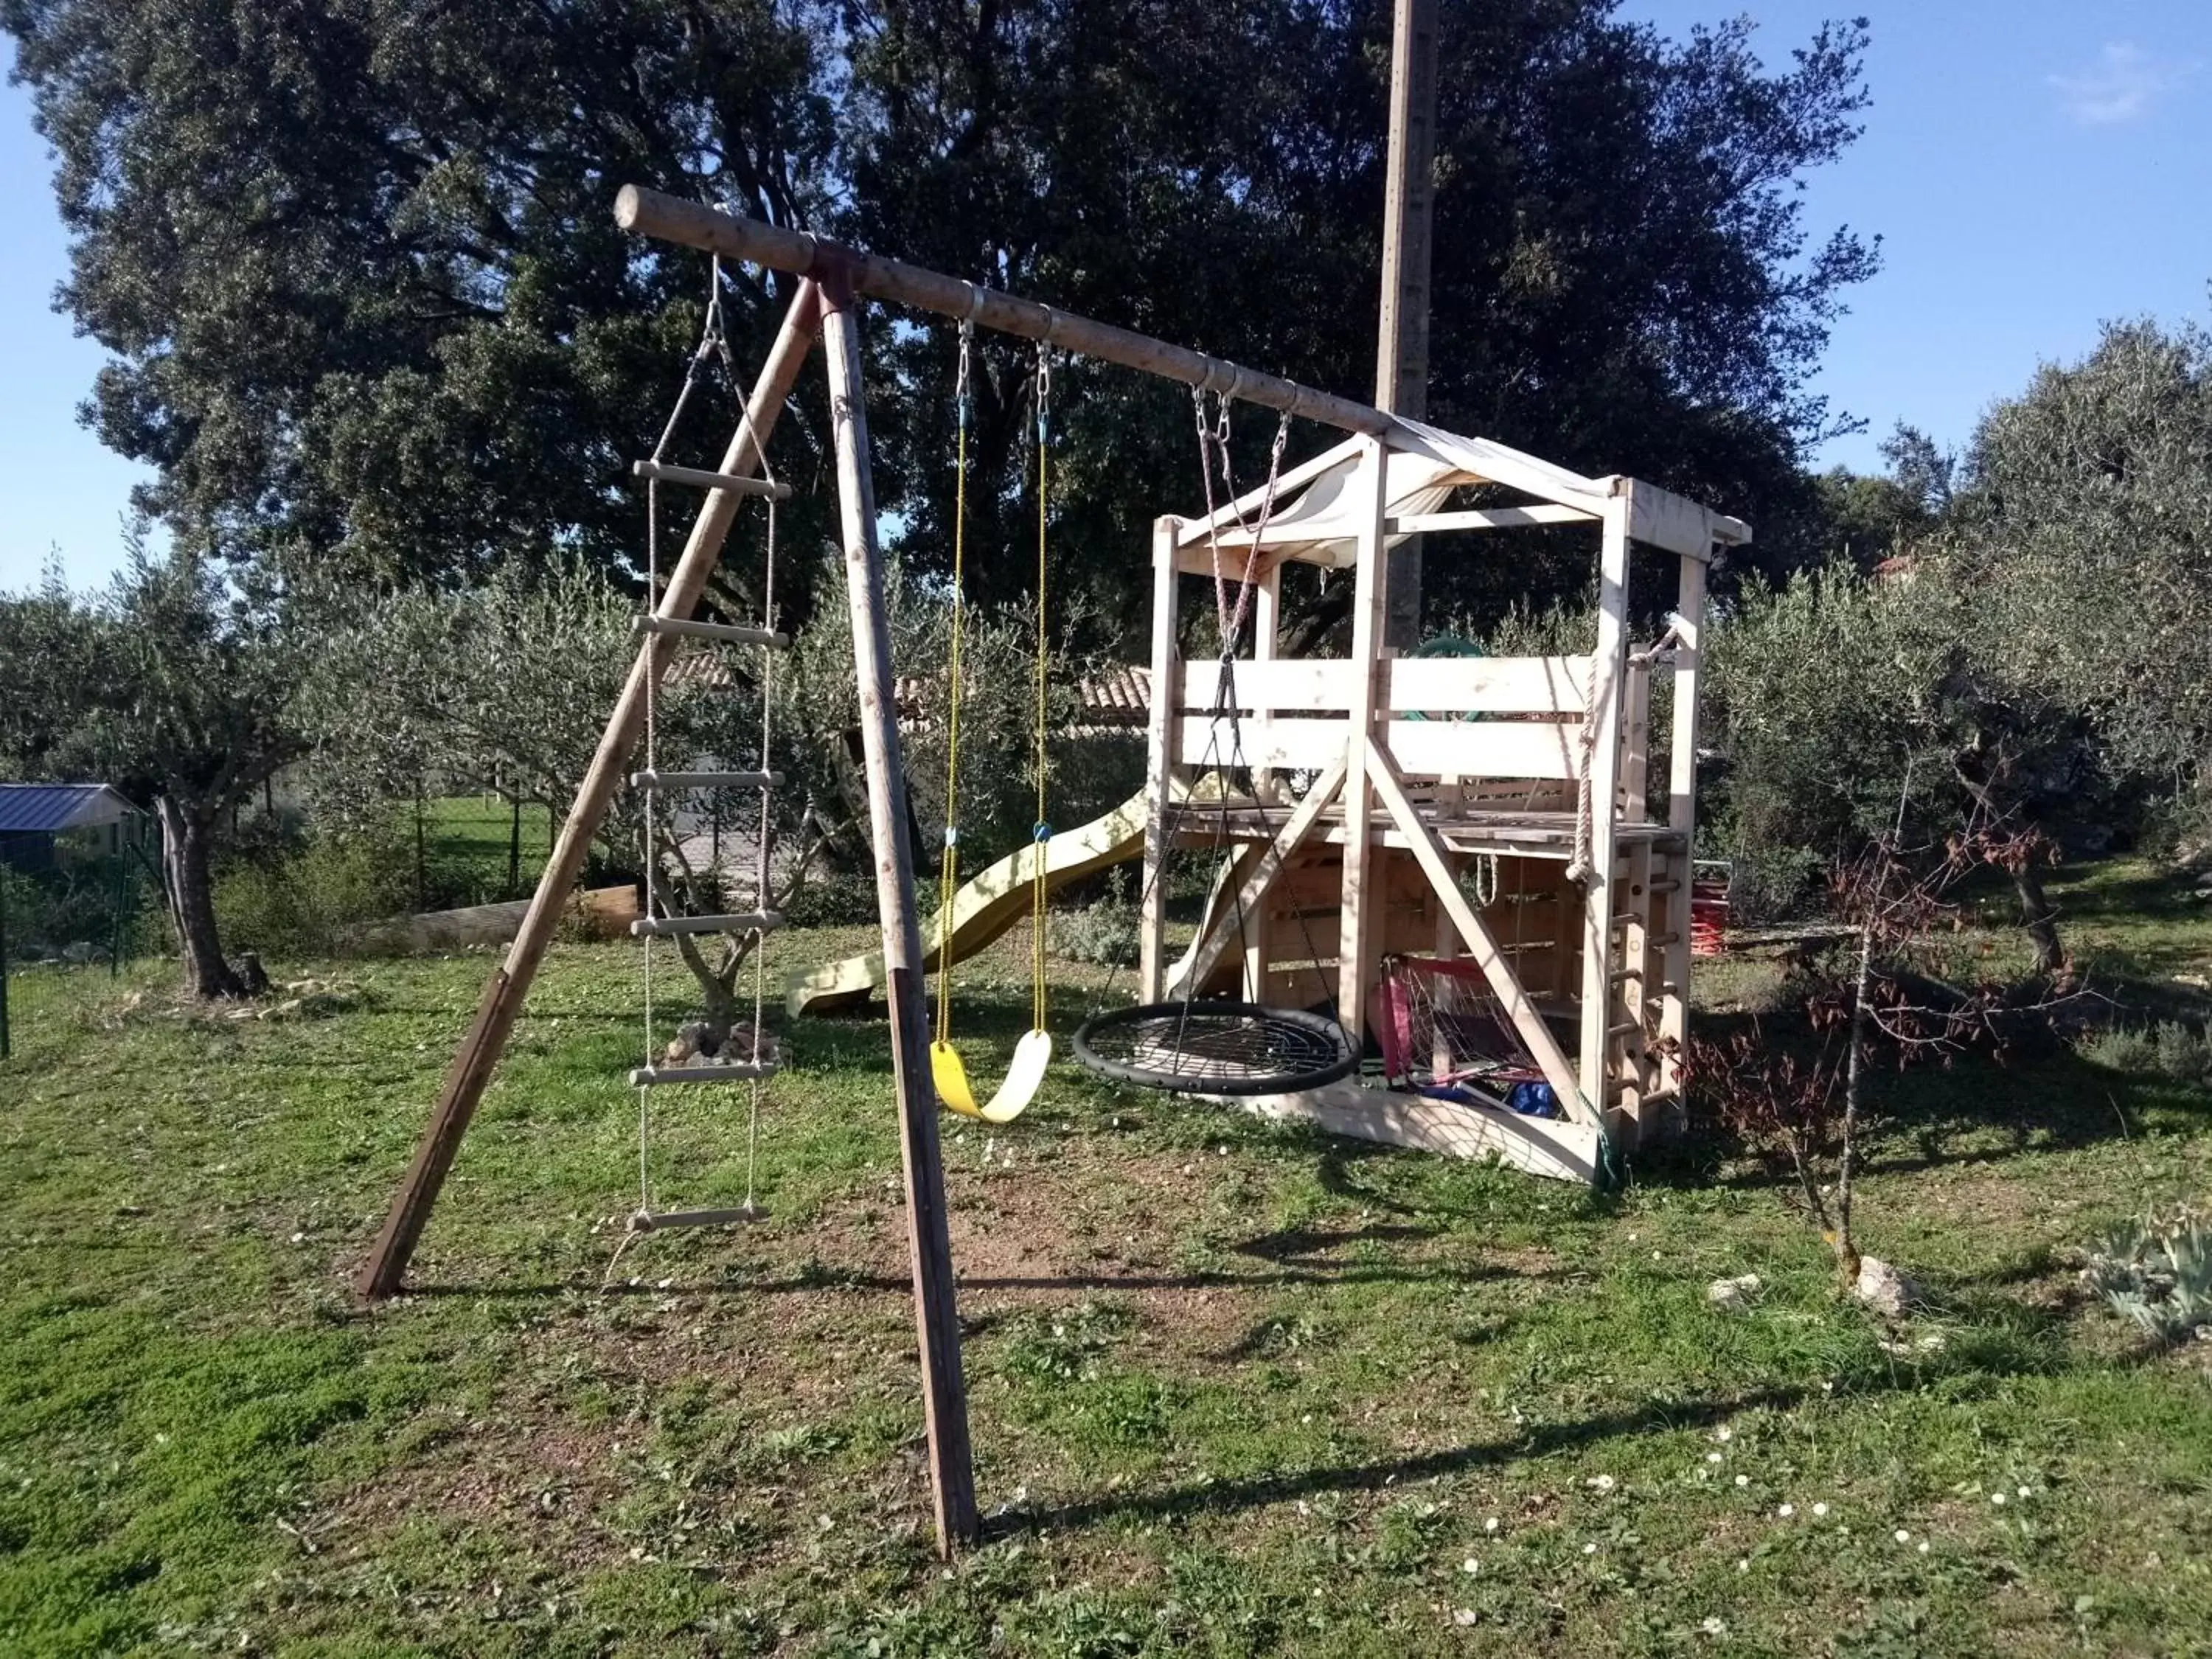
[1363,736,1592,1124]
[1166,756,1348,1000]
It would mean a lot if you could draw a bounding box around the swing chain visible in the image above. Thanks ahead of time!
[955,318,973,429]
[1191,390,1293,661]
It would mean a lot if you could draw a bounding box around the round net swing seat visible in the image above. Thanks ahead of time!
[1072,1001,1358,1096]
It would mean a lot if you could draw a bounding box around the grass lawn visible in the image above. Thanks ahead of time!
[2,858,2210,1655]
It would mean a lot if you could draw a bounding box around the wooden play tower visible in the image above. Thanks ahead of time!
[1135,434,1747,1181]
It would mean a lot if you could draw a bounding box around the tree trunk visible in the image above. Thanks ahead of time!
[1832,921,1870,1286]
[507,795,522,896]
[157,796,244,999]
[1950,754,2066,973]
[669,926,747,1051]
[2011,862,2064,977]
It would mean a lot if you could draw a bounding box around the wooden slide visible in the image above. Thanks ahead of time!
[786,791,1153,1017]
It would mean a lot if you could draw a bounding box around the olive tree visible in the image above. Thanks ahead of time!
[0,547,305,998]
[1708,560,2090,972]
[1943,320,2212,841]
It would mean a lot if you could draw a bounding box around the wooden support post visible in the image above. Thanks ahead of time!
[355,281,824,1301]
[1377,0,1438,650]
[1337,437,1394,1037]
[1621,661,1652,823]
[1658,546,1708,1102]
[1577,493,1632,1121]
[819,277,978,1557]
[1245,566,1281,998]
[1140,517,1180,1004]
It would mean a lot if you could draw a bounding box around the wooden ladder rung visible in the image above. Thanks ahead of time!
[1607,1020,1645,1039]
[633,458,791,501]
[635,615,788,649]
[630,911,782,938]
[630,770,782,791]
[1648,878,1681,895]
[627,1060,779,1085]
[628,1203,766,1231]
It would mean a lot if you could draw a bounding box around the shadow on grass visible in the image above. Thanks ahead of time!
[397,1217,1558,1303]
[403,1253,1556,1304]
[1001,1276,2100,1537]
[998,1386,1808,1536]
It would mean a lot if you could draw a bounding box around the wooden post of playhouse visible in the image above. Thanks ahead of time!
[1577,492,1633,1127]
[1657,545,1708,1104]
[355,281,824,1300]
[1245,566,1281,997]
[1140,516,1180,1004]
[1378,0,1437,651]
[818,271,979,1556]
[1337,437,1394,1035]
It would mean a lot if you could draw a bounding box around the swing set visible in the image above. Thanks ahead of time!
[355,187,1748,1561]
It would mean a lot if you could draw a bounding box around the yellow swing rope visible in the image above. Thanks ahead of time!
[1029,349,1052,1034]
[928,338,1054,1125]
[933,321,972,1041]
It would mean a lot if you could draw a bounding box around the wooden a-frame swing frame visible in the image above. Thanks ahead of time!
[353,186,1748,1559]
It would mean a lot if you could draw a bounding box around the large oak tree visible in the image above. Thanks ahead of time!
[8,0,1879,640]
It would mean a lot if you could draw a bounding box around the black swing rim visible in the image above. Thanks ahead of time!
[1072,999,1359,1096]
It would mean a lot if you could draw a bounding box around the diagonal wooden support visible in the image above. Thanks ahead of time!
[1164,844,1264,1001]
[1168,757,1347,1000]
[818,274,979,1557]
[354,280,824,1301]
[1364,737,1591,1123]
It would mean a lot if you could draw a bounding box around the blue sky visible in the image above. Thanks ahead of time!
[5,3,2209,591]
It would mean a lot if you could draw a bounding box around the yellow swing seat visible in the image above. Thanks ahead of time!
[931,1028,1052,1124]
[928,332,1058,1126]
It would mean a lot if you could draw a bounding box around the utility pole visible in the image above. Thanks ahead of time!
[1377,0,1438,651]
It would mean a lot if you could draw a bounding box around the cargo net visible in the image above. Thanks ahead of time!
[1374,956,1562,1119]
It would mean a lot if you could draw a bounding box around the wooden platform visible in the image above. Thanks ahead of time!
[1182,796,1688,861]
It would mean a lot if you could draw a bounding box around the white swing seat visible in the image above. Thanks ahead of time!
[630,1203,766,1231]
[931,1029,1051,1124]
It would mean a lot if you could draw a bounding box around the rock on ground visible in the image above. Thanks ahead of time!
[1855,1255,1921,1318]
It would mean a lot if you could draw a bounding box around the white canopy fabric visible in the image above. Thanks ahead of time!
[1240,446,1460,568]
[1211,421,1613,569]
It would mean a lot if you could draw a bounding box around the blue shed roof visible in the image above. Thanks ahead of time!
[0,784,143,835]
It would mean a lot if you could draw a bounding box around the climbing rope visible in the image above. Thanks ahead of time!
[1470,850,1500,909]
[633,249,779,1232]
[1565,675,1597,886]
